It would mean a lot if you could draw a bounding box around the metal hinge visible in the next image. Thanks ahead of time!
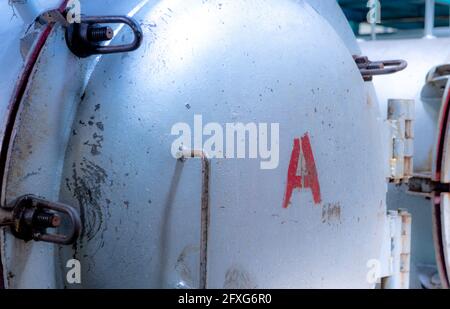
[386,99,415,183]
[0,195,81,245]
[378,209,412,289]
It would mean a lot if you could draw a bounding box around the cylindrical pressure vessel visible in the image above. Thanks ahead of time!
[1,0,389,288]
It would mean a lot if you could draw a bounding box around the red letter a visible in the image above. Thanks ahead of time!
[282,133,321,208]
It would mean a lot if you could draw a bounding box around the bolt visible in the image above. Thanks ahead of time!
[87,26,114,42]
[34,212,61,228]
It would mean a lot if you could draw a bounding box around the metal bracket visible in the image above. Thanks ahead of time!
[0,195,81,245]
[176,149,210,289]
[65,16,143,58]
[38,9,70,27]
[408,176,450,197]
[354,55,408,82]
[426,64,450,86]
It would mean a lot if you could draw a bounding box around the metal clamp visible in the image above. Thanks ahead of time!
[1,195,81,245]
[65,16,143,58]
[354,56,408,81]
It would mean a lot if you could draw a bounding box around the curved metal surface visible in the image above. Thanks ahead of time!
[0,2,25,146]
[1,0,389,289]
[434,76,450,288]
[439,193,450,288]
[0,0,26,291]
[306,0,361,55]
[52,0,387,288]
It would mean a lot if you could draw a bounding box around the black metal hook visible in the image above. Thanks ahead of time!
[66,15,143,58]
[7,195,81,245]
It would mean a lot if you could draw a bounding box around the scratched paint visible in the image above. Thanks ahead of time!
[321,202,342,225]
[282,133,321,208]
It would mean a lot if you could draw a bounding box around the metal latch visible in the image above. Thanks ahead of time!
[354,56,408,81]
[0,195,81,245]
[65,16,143,58]
[39,9,143,58]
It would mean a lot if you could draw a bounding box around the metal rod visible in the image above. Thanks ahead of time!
[177,149,210,289]
[371,22,376,41]
[425,0,436,38]
[0,208,13,226]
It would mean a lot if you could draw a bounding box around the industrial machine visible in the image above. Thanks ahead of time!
[0,0,411,288]
[361,37,450,289]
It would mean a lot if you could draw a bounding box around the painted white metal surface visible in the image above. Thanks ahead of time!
[10,0,61,24]
[0,0,145,289]
[1,0,392,289]
[57,0,386,288]
[306,0,361,55]
[0,25,92,288]
[0,2,25,149]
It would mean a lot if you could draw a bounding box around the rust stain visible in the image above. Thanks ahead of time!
[321,202,342,225]
[175,245,200,288]
[223,265,256,289]
[66,157,108,245]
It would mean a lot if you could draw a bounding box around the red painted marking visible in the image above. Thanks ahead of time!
[282,133,321,208]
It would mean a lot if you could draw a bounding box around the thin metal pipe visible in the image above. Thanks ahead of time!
[177,150,210,289]
[425,0,436,38]
[371,22,377,41]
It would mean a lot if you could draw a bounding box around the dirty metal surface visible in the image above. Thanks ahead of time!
[54,0,387,288]
[0,0,72,289]
[0,23,89,288]
[0,2,25,148]
[0,2,26,289]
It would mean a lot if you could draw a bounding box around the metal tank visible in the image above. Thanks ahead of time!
[0,0,405,289]
[360,38,450,289]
